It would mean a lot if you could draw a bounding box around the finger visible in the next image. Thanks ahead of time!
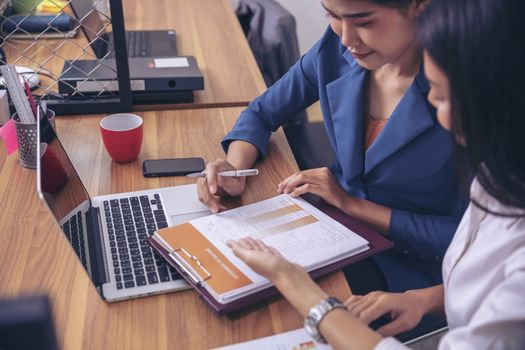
[269,246,282,257]
[357,301,393,325]
[230,244,251,262]
[207,158,235,194]
[282,173,305,194]
[350,297,379,321]
[238,237,257,250]
[346,293,377,316]
[376,314,418,337]
[282,171,320,194]
[226,240,239,249]
[277,172,300,193]
[205,162,219,194]
[344,295,363,307]
[244,237,265,251]
[197,178,221,213]
[289,183,322,198]
[346,296,373,318]
[253,239,274,253]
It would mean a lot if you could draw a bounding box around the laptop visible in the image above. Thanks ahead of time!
[69,0,177,59]
[36,113,211,301]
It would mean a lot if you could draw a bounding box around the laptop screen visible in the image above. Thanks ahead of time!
[69,0,111,58]
[36,114,91,234]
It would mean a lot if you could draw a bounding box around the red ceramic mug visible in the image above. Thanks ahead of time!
[99,114,143,163]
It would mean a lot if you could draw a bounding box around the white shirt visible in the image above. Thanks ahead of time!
[375,179,525,350]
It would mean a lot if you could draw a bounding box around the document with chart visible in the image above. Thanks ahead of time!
[148,195,370,311]
[214,328,332,350]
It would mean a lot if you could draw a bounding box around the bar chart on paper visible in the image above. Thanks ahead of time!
[238,201,318,238]
[191,195,370,266]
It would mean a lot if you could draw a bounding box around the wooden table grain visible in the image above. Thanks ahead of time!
[0,107,350,350]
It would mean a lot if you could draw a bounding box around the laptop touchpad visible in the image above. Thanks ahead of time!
[171,211,210,226]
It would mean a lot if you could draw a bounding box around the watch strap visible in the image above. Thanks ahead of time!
[304,296,346,343]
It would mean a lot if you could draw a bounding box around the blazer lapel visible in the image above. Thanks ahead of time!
[326,52,368,190]
[364,67,435,175]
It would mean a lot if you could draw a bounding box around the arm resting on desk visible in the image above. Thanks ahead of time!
[228,238,451,350]
[228,238,384,350]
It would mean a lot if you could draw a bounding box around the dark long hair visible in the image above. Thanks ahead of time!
[419,0,525,211]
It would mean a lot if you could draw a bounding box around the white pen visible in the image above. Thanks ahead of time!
[186,169,259,178]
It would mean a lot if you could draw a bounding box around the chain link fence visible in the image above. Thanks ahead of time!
[0,0,130,114]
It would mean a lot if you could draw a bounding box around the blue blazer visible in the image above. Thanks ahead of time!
[223,27,467,292]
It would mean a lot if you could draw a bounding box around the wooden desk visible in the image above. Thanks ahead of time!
[2,0,265,110]
[0,107,350,349]
[125,0,267,110]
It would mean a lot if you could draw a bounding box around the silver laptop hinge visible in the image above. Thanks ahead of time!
[94,205,111,283]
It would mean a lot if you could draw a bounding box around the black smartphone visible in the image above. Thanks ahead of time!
[143,157,205,177]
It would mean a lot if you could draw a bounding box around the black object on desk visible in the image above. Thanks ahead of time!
[143,157,205,177]
[0,295,59,350]
[1,14,77,35]
[69,0,177,59]
[58,56,204,104]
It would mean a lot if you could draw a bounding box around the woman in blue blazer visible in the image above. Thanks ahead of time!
[197,0,466,293]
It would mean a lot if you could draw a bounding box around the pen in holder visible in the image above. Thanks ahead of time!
[12,109,56,169]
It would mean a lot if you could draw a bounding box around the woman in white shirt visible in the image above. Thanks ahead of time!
[226,0,525,348]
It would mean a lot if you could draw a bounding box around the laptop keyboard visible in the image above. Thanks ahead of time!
[103,193,181,290]
[126,31,149,57]
[62,211,88,271]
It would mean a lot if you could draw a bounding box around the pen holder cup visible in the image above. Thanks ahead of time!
[12,110,56,169]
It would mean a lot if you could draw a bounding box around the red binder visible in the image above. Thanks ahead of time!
[147,197,393,314]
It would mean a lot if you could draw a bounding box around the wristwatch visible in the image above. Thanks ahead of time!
[304,296,346,343]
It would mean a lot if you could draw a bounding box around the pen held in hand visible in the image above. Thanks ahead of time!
[186,169,259,178]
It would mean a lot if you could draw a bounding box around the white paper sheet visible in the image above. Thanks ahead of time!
[214,328,332,350]
[190,195,369,299]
